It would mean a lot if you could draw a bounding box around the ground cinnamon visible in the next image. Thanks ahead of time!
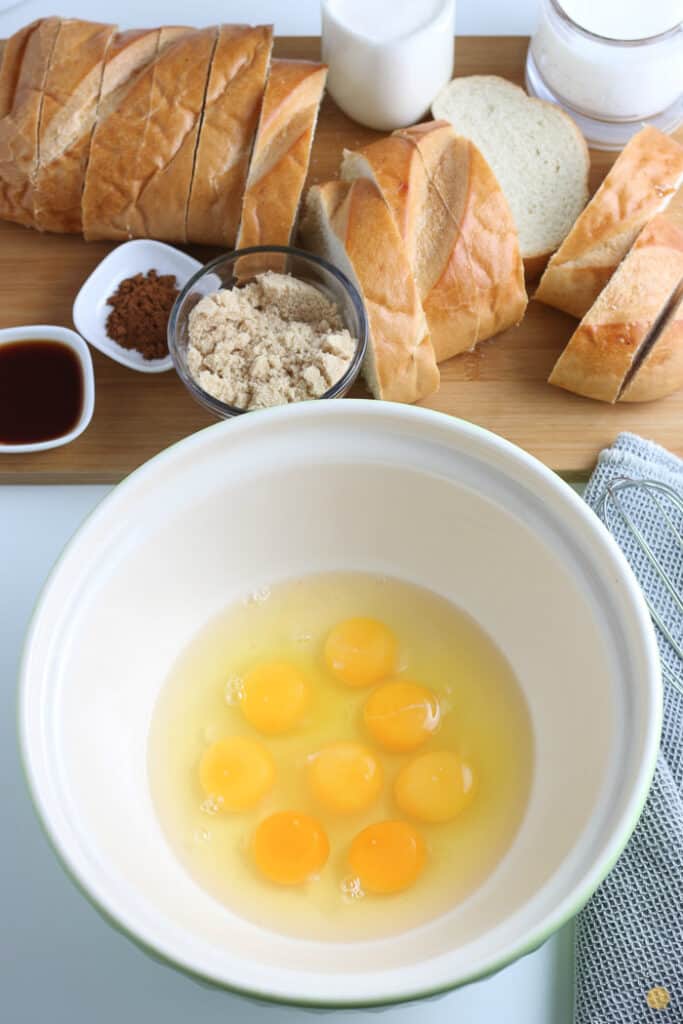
[106,269,179,360]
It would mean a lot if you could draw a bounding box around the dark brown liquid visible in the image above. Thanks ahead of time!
[0,340,84,444]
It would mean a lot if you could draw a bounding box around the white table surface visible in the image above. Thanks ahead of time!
[0,2,577,1021]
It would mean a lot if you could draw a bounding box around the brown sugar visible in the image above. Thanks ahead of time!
[106,270,179,360]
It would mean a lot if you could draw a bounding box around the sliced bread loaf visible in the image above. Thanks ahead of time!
[302,178,440,404]
[432,75,589,278]
[341,133,481,361]
[549,204,683,403]
[535,126,683,319]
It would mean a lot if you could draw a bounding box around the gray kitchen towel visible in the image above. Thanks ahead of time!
[576,433,683,1023]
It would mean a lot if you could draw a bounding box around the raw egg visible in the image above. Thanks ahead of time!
[394,751,475,823]
[348,820,426,894]
[252,811,330,885]
[324,617,397,687]
[199,736,275,811]
[307,741,383,814]
[363,680,440,752]
[241,661,309,734]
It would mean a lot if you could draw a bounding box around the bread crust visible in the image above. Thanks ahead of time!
[303,178,440,404]
[0,17,61,226]
[236,59,327,254]
[398,121,527,353]
[186,25,273,246]
[125,27,217,242]
[34,19,115,233]
[81,27,162,240]
[549,208,683,402]
[536,126,683,318]
[620,292,683,403]
[342,131,480,362]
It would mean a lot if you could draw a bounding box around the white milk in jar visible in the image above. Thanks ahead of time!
[527,0,683,149]
[322,0,455,131]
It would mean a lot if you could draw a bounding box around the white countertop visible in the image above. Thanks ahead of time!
[0,2,577,1021]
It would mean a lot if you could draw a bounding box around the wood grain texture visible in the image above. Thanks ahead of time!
[0,36,681,483]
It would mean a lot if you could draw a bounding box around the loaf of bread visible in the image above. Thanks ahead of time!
[341,132,480,361]
[396,121,527,352]
[302,178,440,404]
[34,19,115,232]
[432,75,589,278]
[236,58,327,259]
[549,203,683,403]
[186,25,273,246]
[0,17,60,226]
[620,289,683,403]
[536,127,683,319]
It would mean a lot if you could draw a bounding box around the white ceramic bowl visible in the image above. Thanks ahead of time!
[72,239,202,373]
[0,325,94,453]
[19,402,661,1007]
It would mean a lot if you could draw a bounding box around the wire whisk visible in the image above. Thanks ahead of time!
[595,477,683,697]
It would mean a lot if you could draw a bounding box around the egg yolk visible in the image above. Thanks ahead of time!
[348,820,426,894]
[307,741,383,814]
[252,811,330,885]
[363,680,440,752]
[324,617,397,687]
[394,751,475,823]
[241,661,309,735]
[198,736,275,811]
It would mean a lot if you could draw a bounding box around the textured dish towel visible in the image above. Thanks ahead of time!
[576,433,683,1023]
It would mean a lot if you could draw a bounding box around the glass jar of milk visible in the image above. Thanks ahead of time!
[321,0,455,131]
[527,0,683,150]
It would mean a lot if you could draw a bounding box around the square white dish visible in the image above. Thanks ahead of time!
[0,324,95,453]
[72,239,203,373]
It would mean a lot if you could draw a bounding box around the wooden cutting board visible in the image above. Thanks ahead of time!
[0,36,681,483]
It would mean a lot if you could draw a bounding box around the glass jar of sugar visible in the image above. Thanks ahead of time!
[321,0,455,131]
[526,0,683,150]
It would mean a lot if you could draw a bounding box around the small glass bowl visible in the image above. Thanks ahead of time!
[168,246,368,419]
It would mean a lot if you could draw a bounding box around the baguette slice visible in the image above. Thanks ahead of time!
[0,17,61,226]
[536,126,683,318]
[302,178,440,404]
[83,27,186,241]
[549,207,683,403]
[341,133,481,361]
[186,24,273,246]
[236,58,327,263]
[34,19,115,233]
[396,121,527,350]
[125,27,216,242]
[432,75,589,278]
[620,290,683,403]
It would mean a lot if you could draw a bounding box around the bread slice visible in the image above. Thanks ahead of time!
[536,126,683,318]
[235,58,327,264]
[81,28,162,240]
[302,178,440,404]
[432,75,589,278]
[396,121,527,350]
[620,289,683,403]
[0,17,61,226]
[34,19,115,233]
[186,25,273,246]
[341,133,481,361]
[549,206,683,403]
[125,27,217,242]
